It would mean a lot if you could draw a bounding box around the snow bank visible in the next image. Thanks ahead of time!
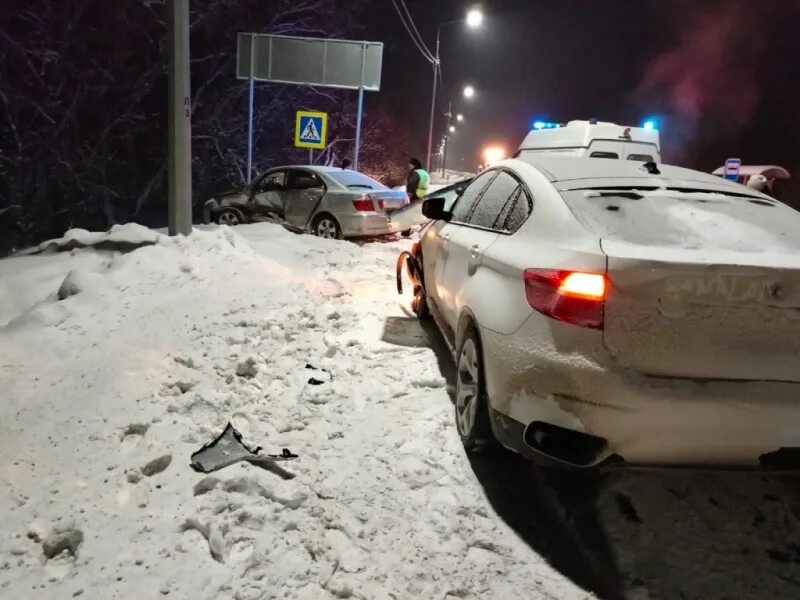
[0,223,589,599]
[28,223,162,255]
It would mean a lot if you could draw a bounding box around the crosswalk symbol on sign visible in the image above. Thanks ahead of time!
[300,119,320,142]
[295,111,328,149]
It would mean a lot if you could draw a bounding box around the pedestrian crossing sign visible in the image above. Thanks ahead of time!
[295,110,328,149]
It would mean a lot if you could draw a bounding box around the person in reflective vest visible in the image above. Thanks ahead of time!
[406,158,430,201]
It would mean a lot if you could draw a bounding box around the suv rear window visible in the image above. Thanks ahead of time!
[561,188,800,253]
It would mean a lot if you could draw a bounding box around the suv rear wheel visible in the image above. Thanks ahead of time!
[455,324,495,452]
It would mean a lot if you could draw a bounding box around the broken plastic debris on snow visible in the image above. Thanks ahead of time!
[190,422,298,474]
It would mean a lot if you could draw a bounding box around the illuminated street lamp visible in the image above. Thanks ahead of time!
[449,125,456,133]
[426,9,484,170]
[456,114,464,122]
[466,9,484,28]
[463,85,475,99]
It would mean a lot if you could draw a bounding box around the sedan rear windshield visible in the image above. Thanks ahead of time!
[560,188,800,253]
[328,170,387,191]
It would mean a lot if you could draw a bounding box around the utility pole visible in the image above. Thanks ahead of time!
[425,31,440,172]
[441,102,452,177]
[168,0,193,236]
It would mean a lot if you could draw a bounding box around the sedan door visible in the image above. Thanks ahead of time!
[283,169,327,229]
[440,170,525,330]
[251,170,287,219]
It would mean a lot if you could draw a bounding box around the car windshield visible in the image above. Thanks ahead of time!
[327,170,387,190]
[560,187,800,253]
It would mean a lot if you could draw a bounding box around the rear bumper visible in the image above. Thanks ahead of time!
[481,319,800,468]
[338,213,402,237]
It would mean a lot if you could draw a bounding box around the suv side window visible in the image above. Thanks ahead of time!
[468,171,519,230]
[450,171,496,223]
[254,171,286,194]
[287,170,323,190]
[500,187,532,233]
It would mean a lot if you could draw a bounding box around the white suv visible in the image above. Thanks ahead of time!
[407,156,800,470]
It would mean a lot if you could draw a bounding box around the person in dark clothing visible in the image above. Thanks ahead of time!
[406,158,430,202]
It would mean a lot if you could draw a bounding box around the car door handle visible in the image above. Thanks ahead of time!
[467,245,481,276]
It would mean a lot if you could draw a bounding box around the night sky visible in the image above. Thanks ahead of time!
[361,0,800,182]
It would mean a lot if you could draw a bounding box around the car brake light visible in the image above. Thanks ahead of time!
[352,196,375,211]
[524,269,606,329]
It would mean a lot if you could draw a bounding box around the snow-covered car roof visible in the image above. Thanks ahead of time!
[509,156,766,196]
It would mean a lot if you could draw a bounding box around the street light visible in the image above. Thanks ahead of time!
[449,125,456,133]
[466,9,484,28]
[456,114,464,122]
[463,85,475,99]
[426,9,484,171]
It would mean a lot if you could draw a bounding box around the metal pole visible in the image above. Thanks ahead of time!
[354,86,364,171]
[168,0,192,236]
[442,102,451,177]
[425,29,440,172]
[353,42,367,171]
[246,34,255,184]
[309,148,313,165]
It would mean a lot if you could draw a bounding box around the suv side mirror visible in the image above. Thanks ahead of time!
[422,197,452,221]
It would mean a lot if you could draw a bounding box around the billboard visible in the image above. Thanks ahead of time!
[237,33,383,91]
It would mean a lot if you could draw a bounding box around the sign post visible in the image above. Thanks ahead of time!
[237,34,382,178]
[724,158,742,182]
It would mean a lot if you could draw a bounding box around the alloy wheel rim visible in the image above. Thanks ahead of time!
[219,212,239,225]
[318,219,337,239]
[456,338,480,436]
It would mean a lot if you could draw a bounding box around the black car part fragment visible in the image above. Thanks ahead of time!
[190,422,298,473]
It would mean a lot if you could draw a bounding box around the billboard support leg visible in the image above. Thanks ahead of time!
[246,33,255,184]
[246,77,254,183]
[353,86,364,171]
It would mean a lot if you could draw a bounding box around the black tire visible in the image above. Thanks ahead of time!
[216,208,245,226]
[311,213,343,240]
[401,228,413,238]
[455,324,495,452]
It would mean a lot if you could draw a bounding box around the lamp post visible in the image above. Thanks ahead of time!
[425,9,483,171]
[168,0,192,236]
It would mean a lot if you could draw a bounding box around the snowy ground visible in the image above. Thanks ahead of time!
[1,223,800,599]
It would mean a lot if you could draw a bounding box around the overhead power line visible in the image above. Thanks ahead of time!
[398,0,435,60]
[390,0,435,64]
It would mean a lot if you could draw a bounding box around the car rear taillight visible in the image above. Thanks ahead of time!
[352,196,375,211]
[523,269,606,330]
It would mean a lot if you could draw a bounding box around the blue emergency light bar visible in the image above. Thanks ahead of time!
[641,117,659,131]
[532,120,561,130]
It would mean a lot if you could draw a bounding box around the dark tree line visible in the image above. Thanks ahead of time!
[0,0,414,254]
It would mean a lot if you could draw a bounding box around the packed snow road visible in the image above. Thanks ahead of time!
[1,223,799,599]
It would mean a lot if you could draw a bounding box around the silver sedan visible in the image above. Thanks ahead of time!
[203,166,409,239]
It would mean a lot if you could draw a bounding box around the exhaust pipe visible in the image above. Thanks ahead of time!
[523,421,615,469]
